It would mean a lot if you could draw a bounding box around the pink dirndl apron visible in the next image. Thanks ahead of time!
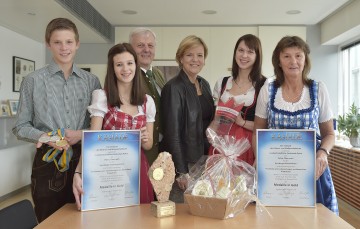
[208,77,255,165]
[103,103,154,204]
[208,99,255,165]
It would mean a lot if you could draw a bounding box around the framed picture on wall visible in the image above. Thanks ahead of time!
[8,100,19,116]
[13,56,35,92]
[81,68,91,72]
[153,60,180,82]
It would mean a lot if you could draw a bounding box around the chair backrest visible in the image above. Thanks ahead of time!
[0,199,38,229]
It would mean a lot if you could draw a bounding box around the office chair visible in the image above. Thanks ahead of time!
[0,199,38,229]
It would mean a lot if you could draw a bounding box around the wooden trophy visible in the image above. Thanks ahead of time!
[148,152,176,217]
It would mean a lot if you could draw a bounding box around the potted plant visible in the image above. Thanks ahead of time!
[337,103,360,147]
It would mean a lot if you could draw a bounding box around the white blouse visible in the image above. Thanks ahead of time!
[213,76,256,106]
[255,78,334,123]
[87,89,156,122]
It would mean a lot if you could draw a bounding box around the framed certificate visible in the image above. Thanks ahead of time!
[256,129,316,207]
[81,130,141,211]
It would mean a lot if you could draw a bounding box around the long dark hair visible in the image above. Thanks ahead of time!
[104,43,145,107]
[272,36,312,87]
[231,34,265,92]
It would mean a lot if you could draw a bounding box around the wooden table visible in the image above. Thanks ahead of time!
[35,203,354,229]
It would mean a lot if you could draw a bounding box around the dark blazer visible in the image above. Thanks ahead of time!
[160,69,215,174]
[140,66,166,165]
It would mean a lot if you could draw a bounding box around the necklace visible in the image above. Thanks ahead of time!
[233,79,242,89]
[233,79,252,95]
[283,86,304,104]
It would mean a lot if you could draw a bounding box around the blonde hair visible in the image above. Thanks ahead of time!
[175,35,208,68]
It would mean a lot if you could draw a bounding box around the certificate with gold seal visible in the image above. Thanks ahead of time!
[81,130,141,211]
[256,129,316,207]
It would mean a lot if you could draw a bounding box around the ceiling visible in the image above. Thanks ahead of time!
[0,0,352,44]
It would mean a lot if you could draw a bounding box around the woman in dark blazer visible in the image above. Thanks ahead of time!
[160,35,215,203]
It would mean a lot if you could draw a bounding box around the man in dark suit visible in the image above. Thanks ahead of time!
[130,28,166,166]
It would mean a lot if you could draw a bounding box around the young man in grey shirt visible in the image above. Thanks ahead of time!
[13,18,101,222]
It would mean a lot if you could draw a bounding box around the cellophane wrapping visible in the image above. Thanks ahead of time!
[184,124,258,219]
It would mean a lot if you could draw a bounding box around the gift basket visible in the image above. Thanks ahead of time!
[184,98,259,219]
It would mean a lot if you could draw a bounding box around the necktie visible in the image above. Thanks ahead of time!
[146,70,162,135]
[146,70,160,99]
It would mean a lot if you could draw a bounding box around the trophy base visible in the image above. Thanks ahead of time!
[150,200,176,218]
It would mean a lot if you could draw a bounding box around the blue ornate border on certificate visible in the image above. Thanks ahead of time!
[257,129,316,207]
[81,130,141,211]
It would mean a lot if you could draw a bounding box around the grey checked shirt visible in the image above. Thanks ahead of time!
[12,60,101,143]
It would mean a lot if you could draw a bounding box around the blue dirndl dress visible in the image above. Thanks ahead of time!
[267,80,339,215]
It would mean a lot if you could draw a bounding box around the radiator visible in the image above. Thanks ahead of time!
[328,145,360,211]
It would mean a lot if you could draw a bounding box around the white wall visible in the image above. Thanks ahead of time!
[307,25,339,115]
[0,26,45,100]
[259,26,307,77]
[0,138,35,197]
[0,25,44,197]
